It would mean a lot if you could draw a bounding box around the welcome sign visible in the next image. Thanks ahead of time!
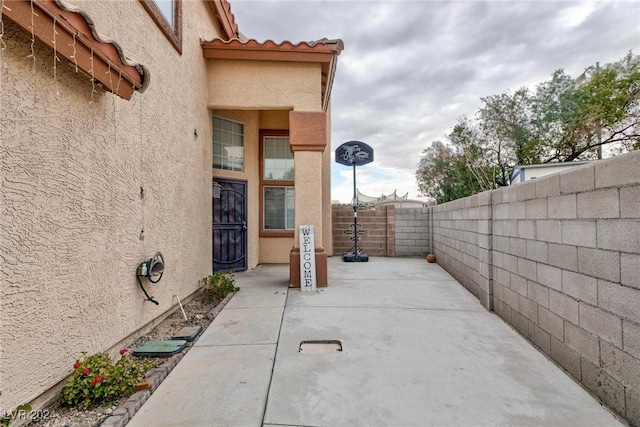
[299,225,317,291]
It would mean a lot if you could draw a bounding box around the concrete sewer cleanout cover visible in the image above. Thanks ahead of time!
[299,340,343,354]
[133,340,187,357]
[172,325,203,342]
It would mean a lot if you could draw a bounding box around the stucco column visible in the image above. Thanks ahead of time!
[289,111,328,287]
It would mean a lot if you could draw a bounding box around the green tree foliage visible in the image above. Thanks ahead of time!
[416,140,484,203]
[416,52,640,202]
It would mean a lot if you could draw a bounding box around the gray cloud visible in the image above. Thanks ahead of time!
[230,0,640,198]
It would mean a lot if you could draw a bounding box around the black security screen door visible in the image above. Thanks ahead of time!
[213,179,247,272]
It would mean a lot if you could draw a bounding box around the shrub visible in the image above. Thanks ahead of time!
[200,271,239,304]
[61,349,153,409]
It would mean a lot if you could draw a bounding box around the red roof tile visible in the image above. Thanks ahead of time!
[4,0,148,99]
[202,38,344,62]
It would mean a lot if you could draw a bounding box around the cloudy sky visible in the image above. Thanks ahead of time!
[230,0,640,203]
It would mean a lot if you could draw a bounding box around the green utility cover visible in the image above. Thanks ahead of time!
[172,325,203,342]
[133,340,187,357]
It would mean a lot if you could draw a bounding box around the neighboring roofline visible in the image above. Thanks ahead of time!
[202,38,344,112]
[4,0,149,100]
[510,161,593,182]
[511,168,524,183]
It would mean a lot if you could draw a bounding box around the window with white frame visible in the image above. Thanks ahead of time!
[213,116,244,172]
[264,187,294,230]
[263,136,294,180]
[261,133,294,233]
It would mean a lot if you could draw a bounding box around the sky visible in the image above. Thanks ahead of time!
[229,0,640,203]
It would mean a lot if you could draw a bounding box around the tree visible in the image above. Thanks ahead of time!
[416,52,640,202]
[415,139,485,203]
[557,52,640,160]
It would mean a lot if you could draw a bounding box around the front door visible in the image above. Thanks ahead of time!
[213,179,247,272]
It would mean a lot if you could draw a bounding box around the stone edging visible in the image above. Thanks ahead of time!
[97,292,237,427]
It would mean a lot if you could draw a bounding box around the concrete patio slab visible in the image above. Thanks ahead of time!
[195,306,284,346]
[264,304,618,426]
[130,257,622,427]
[224,286,288,309]
[234,265,290,288]
[286,276,482,311]
[127,344,276,427]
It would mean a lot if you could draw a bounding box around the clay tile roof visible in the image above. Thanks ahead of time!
[209,0,240,39]
[4,0,148,100]
[55,0,150,90]
[201,38,344,62]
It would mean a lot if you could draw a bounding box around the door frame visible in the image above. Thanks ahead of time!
[213,178,248,272]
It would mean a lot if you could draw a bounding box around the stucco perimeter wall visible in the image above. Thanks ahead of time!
[1,1,218,410]
[431,151,640,426]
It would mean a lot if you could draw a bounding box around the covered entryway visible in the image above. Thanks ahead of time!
[213,178,247,272]
[203,38,343,278]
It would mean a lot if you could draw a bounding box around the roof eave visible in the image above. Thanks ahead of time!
[205,0,239,40]
[202,38,343,111]
[4,0,148,100]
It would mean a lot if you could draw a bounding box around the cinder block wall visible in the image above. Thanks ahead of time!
[395,207,431,257]
[332,205,395,256]
[431,192,493,308]
[431,151,640,426]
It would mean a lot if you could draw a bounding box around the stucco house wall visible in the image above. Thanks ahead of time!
[1,0,342,410]
[0,0,220,410]
[207,60,322,111]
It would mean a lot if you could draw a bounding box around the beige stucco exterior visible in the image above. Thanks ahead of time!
[207,60,322,111]
[0,1,223,410]
[0,0,339,411]
[209,59,334,266]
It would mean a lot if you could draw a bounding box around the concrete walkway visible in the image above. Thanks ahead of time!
[128,257,621,427]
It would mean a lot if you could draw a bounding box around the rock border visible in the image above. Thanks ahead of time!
[96,292,236,427]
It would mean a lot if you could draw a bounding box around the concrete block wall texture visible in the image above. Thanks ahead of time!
[331,205,431,258]
[431,192,493,309]
[394,207,431,257]
[430,150,640,427]
[331,205,396,257]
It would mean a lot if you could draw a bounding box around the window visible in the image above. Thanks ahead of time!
[263,136,294,180]
[264,187,294,230]
[213,116,244,172]
[260,131,294,234]
[140,0,183,54]
[154,0,174,25]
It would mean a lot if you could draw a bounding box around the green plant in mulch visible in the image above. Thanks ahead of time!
[200,271,239,304]
[60,349,155,409]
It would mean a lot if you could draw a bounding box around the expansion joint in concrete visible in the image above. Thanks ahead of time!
[260,288,289,425]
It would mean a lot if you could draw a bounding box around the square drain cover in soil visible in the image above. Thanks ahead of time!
[299,340,342,354]
[172,325,203,342]
[133,340,187,357]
